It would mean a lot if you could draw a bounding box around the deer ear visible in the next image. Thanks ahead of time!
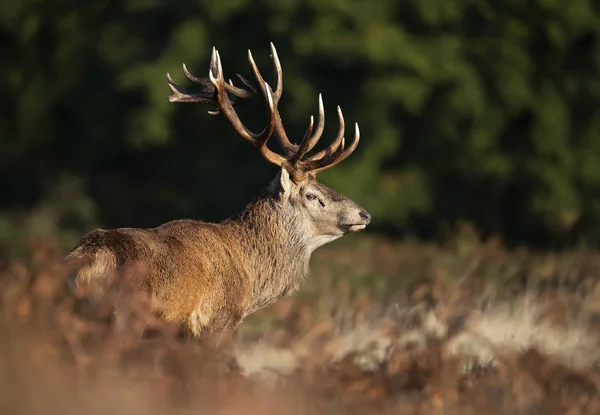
[279,166,292,195]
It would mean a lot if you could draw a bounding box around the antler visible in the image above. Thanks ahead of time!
[166,43,360,181]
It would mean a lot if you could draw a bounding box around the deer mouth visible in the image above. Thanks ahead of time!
[340,223,367,233]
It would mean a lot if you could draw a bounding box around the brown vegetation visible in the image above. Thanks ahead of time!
[2,235,600,414]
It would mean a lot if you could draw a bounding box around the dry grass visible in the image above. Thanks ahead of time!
[2,235,600,414]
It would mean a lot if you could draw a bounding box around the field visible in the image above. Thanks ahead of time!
[2,229,600,415]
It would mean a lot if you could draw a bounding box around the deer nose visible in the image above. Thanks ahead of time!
[359,210,371,224]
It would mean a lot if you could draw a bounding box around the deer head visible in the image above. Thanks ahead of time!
[167,43,371,248]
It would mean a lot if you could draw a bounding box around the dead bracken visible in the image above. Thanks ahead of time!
[2,236,600,414]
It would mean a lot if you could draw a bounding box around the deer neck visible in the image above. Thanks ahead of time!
[225,194,312,313]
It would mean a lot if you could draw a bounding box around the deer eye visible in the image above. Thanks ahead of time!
[305,193,317,201]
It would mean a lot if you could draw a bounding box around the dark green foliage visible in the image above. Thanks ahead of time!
[1,0,599,255]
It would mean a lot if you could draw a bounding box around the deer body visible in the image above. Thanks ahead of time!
[67,43,370,338]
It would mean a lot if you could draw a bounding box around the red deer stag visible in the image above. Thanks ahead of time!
[66,43,371,338]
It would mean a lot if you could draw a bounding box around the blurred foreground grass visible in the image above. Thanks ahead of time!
[1,230,600,414]
[241,226,600,339]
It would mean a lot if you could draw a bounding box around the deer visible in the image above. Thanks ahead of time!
[65,43,371,340]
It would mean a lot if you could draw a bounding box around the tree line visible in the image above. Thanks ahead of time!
[1,0,599,256]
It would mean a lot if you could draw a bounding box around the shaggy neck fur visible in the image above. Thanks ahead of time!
[224,187,313,315]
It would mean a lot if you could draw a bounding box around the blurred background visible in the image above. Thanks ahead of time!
[1,0,600,258]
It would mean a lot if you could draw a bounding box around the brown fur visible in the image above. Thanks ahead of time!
[66,174,370,338]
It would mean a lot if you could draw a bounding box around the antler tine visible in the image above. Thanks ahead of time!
[183,62,206,84]
[290,94,327,163]
[247,47,298,157]
[167,70,217,104]
[269,42,283,103]
[183,62,252,100]
[305,105,345,162]
[256,83,288,166]
[301,136,345,172]
[236,73,259,95]
[247,49,268,96]
[288,115,315,163]
[167,48,252,108]
[306,122,360,175]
